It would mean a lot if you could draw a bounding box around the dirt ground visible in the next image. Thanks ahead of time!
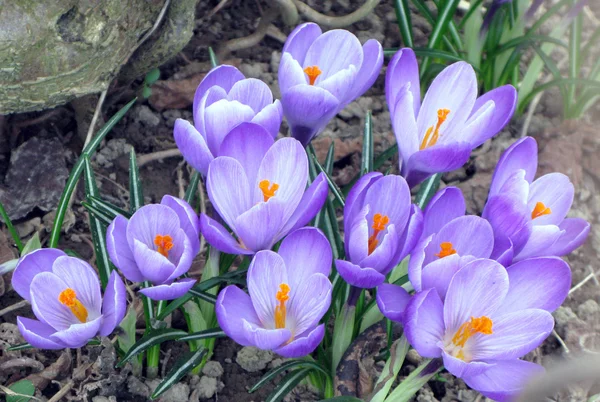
[1,1,600,401]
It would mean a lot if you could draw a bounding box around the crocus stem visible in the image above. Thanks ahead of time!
[331,292,359,377]
[143,286,161,380]
[384,359,443,402]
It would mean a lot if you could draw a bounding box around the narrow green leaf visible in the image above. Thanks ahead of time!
[250,359,330,393]
[82,201,115,226]
[6,379,34,402]
[151,348,207,399]
[265,368,312,402]
[361,111,373,174]
[321,398,363,402]
[415,174,441,209]
[6,343,32,352]
[310,152,345,207]
[117,328,188,367]
[408,0,460,55]
[188,287,218,304]
[184,171,201,204]
[49,98,136,248]
[519,78,600,111]
[177,328,226,342]
[457,0,485,29]
[421,0,461,73]
[129,149,144,213]
[208,47,219,69]
[393,0,413,47]
[0,200,23,252]
[89,196,130,218]
[20,233,41,256]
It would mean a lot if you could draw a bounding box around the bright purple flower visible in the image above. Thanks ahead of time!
[216,228,332,357]
[386,48,517,187]
[278,23,383,146]
[335,173,422,288]
[106,195,200,300]
[402,257,570,401]
[12,249,127,349]
[174,65,283,175]
[483,136,590,262]
[199,122,328,254]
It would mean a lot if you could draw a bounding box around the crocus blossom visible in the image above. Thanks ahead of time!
[278,23,383,146]
[12,249,126,349]
[216,227,332,357]
[402,257,570,401]
[199,122,328,254]
[106,195,200,300]
[174,65,283,175]
[386,48,517,187]
[335,172,422,288]
[483,136,590,262]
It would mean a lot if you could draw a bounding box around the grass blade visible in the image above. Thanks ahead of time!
[177,328,226,342]
[361,111,373,174]
[89,196,131,218]
[393,0,413,47]
[421,0,461,73]
[128,148,144,213]
[151,348,207,399]
[117,328,187,367]
[265,368,312,402]
[208,47,219,69]
[0,200,23,252]
[187,287,218,304]
[184,171,201,204]
[251,360,330,393]
[415,174,441,209]
[309,151,345,207]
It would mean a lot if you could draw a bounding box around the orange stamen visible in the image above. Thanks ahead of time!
[420,108,451,150]
[531,201,552,220]
[274,283,291,329]
[154,234,174,258]
[304,65,322,85]
[58,288,88,323]
[451,316,493,348]
[259,180,279,202]
[436,242,457,258]
[367,213,390,255]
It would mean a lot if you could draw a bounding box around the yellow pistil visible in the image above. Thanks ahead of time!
[304,65,322,85]
[154,234,174,258]
[367,213,390,255]
[58,288,88,323]
[274,283,291,329]
[451,316,493,350]
[436,242,457,258]
[420,108,451,150]
[531,201,552,220]
[259,180,279,202]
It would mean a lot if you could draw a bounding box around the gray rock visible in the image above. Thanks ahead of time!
[147,380,190,402]
[135,105,161,127]
[201,361,224,377]
[577,299,600,318]
[162,109,183,128]
[196,376,218,399]
[128,375,150,398]
[92,397,116,402]
[554,306,578,328]
[236,346,273,372]
[94,138,132,169]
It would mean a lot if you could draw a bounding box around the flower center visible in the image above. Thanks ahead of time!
[154,234,174,258]
[436,242,457,258]
[304,65,322,85]
[420,108,451,150]
[58,288,88,323]
[274,283,290,329]
[368,213,389,255]
[259,180,279,202]
[531,201,551,220]
[450,316,493,360]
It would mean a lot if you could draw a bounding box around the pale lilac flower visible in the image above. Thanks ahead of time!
[106,195,200,300]
[174,65,283,175]
[216,228,332,357]
[12,249,126,349]
[278,23,383,145]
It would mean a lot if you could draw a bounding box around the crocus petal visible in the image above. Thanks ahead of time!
[359,224,400,274]
[12,248,66,302]
[278,172,328,238]
[251,100,283,139]
[465,85,517,148]
[193,65,244,123]
[443,259,509,331]
[126,204,182,251]
[139,278,197,301]
[288,273,332,336]
[552,217,590,256]
[132,240,175,284]
[363,175,411,233]
[491,233,514,267]
[106,215,144,283]
[199,213,253,255]
[528,173,574,226]
[304,29,363,81]
[407,236,431,293]
[463,359,544,402]
[17,317,66,350]
[497,257,570,315]
[392,86,419,170]
[515,224,563,261]
[421,254,463,300]
[335,259,385,288]
[394,204,424,262]
[228,78,273,113]
[490,136,538,196]
[282,22,322,66]
[403,289,445,357]
[216,286,262,346]
[242,320,291,350]
[376,284,411,323]
[247,251,288,328]
[206,156,251,230]
[99,271,127,336]
[404,142,473,187]
[274,324,325,358]
[470,309,553,360]
[483,193,531,255]
[278,53,309,94]
[50,316,103,348]
[30,272,79,330]
[236,200,286,251]
[203,100,255,154]
[346,204,370,264]
[442,352,493,379]
[344,172,381,236]
[52,256,102,318]
[281,85,340,146]
[174,118,214,176]
[385,48,420,116]
[318,66,357,105]
[347,39,383,102]
[278,227,332,286]
[160,195,200,254]
[422,187,466,240]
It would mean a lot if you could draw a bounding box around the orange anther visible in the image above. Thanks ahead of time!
[420,108,451,150]
[259,180,279,202]
[435,242,457,258]
[274,283,291,329]
[58,288,88,323]
[531,201,552,220]
[154,234,174,258]
[451,316,493,348]
[304,65,322,85]
[367,213,390,255]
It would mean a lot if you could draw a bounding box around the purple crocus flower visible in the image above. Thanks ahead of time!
[386,48,517,187]
[12,249,127,349]
[174,65,283,176]
[106,195,200,300]
[335,172,422,288]
[483,136,590,262]
[216,227,332,357]
[199,122,328,254]
[278,23,383,146]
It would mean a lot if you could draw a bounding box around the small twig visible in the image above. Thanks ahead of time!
[207,0,231,19]
[47,380,74,402]
[589,265,599,286]
[521,92,543,138]
[569,271,598,295]
[293,0,381,28]
[177,162,186,199]
[218,7,280,59]
[266,24,288,43]
[274,0,298,25]
[161,348,172,377]
[137,148,181,167]
[0,300,28,317]
[552,329,570,354]
[83,90,108,149]
[0,358,44,372]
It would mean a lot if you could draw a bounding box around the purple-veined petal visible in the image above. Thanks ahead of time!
[174,118,214,176]
[407,236,431,293]
[107,215,144,283]
[279,52,309,94]
[442,352,493,379]
[359,224,400,274]
[483,193,531,255]
[99,271,127,336]
[160,195,200,254]
[376,283,411,323]
[193,65,244,122]
[422,187,466,240]
[404,142,473,187]
[199,213,253,255]
[335,259,385,288]
[304,29,363,81]
[282,22,322,65]
[528,173,574,226]
[194,86,228,139]
[386,48,420,116]
[344,172,381,236]
[491,136,538,196]
[514,224,563,261]
[287,273,331,336]
[235,200,286,252]
[12,248,66,302]
[363,174,411,235]
[552,217,590,256]
[242,320,291,350]
[216,285,261,346]
[228,78,273,113]
[274,324,325,358]
[392,86,419,171]
[139,278,196,301]
[50,316,103,348]
[203,99,255,155]
[347,39,383,103]
[421,254,463,300]
[30,272,80,330]
[251,100,283,139]
[318,66,357,105]
[52,256,102,318]
[466,85,516,148]
[346,204,370,264]
[17,317,66,350]
[166,233,195,281]
[247,250,288,328]
[403,289,445,357]
[394,204,424,262]
[126,204,182,251]
[132,239,175,284]
[278,227,332,286]
[491,233,514,267]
